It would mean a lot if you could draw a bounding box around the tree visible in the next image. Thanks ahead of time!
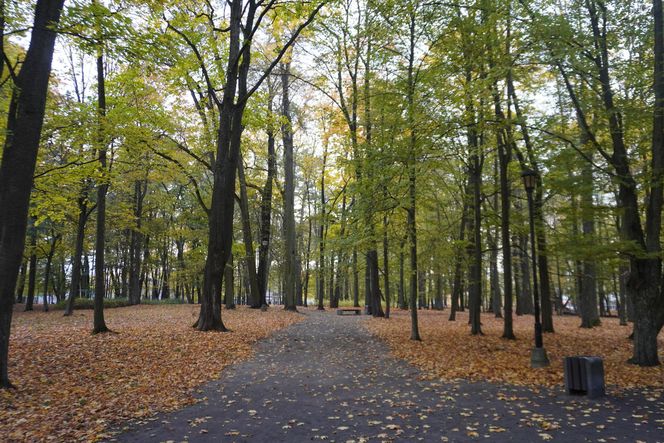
[0,0,66,389]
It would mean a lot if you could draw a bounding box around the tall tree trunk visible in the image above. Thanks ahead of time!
[468,154,483,335]
[65,191,91,315]
[281,63,298,312]
[25,232,37,312]
[519,233,533,315]
[317,141,327,311]
[579,148,600,327]
[303,180,313,306]
[257,95,275,308]
[225,253,235,309]
[352,249,360,307]
[618,263,629,326]
[0,0,65,388]
[329,252,337,308]
[15,258,27,304]
[449,202,467,321]
[198,0,250,332]
[128,180,146,305]
[92,38,109,335]
[383,213,390,318]
[398,237,406,310]
[42,234,59,312]
[237,157,261,308]
[368,249,384,317]
[508,77,554,332]
[489,230,502,318]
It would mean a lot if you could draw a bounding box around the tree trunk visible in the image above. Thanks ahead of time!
[519,234,533,315]
[92,41,109,335]
[383,213,390,318]
[579,153,600,328]
[368,249,384,317]
[468,152,483,335]
[237,157,261,308]
[65,193,90,315]
[280,63,298,311]
[257,87,276,308]
[317,141,327,311]
[15,258,27,304]
[25,226,37,312]
[225,253,235,309]
[0,0,65,388]
[489,231,502,318]
[352,249,360,307]
[398,237,406,310]
[449,203,467,321]
[128,180,146,305]
[42,234,59,312]
[618,263,629,326]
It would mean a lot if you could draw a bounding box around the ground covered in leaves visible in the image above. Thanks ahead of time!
[0,304,302,442]
[367,310,664,391]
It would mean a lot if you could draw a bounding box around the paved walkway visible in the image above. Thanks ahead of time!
[113,310,664,442]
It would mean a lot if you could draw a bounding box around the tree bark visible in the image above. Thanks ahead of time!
[225,253,235,309]
[42,233,59,312]
[25,227,37,312]
[128,180,146,305]
[281,63,298,312]
[92,39,109,335]
[256,91,276,308]
[237,157,261,308]
[15,258,27,304]
[0,0,65,388]
[65,188,92,315]
[449,202,467,321]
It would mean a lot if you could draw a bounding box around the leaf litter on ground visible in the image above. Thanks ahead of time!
[0,304,302,442]
[367,310,664,392]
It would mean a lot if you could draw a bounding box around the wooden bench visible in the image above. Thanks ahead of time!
[336,308,361,315]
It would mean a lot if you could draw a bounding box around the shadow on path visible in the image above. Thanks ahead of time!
[112,309,664,442]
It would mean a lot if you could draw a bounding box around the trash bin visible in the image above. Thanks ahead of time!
[563,356,605,399]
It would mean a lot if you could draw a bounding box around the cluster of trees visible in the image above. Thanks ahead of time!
[1,0,663,387]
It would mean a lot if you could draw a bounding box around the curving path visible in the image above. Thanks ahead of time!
[112,309,664,442]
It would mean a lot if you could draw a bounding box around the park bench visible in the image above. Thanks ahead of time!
[336,307,362,315]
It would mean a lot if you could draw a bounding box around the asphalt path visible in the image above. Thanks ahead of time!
[112,309,664,442]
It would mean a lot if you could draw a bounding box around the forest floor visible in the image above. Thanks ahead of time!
[367,309,664,390]
[0,304,302,442]
[113,308,664,443]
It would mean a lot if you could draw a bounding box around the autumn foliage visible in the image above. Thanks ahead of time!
[0,305,301,442]
[367,310,664,391]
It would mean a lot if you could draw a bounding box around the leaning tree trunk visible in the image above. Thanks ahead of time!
[0,0,65,388]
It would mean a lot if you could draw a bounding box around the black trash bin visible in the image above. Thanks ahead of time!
[563,356,605,399]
